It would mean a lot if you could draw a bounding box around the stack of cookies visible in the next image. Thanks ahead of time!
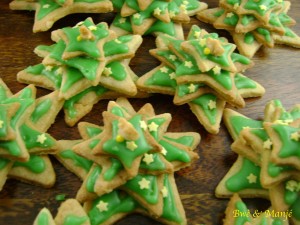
[217,99,300,224]
[137,25,265,134]
[0,79,62,191]
[17,18,145,127]
[33,97,200,225]
[197,0,300,57]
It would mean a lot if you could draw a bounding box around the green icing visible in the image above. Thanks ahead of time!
[88,191,138,225]
[159,139,191,163]
[161,174,183,223]
[231,53,251,65]
[224,12,239,26]
[103,35,133,56]
[267,161,294,178]
[145,67,177,89]
[19,124,55,150]
[147,117,167,141]
[13,155,46,174]
[284,27,296,38]
[103,158,123,181]
[63,215,89,225]
[30,99,52,123]
[256,28,272,43]
[85,126,103,138]
[234,73,257,90]
[104,61,127,81]
[37,0,60,20]
[0,107,8,138]
[37,211,49,225]
[110,106,125,117]
[206,69,233,90]
[272,124,300,158]
[25,64,62,89]
[284,183,300,220]
[244,32,255,45]
[145,20,177,37]
[139,153,166,171]
[225,157,263,192]
[86,165,102,193]
[0,86,8,101]
[191,94,218,125]
[89,139,100,149]
[241,15,256,26]
[177,83,203,97]
[103,115,153,169]
[214,9,225,17]
[229,115,262,138]
[64,85,108,119]
[111,14,132,33]
[123,174,159,205]
[0,158,10,170]
[163,135,195,147]
[0,139,22,157]
[244,0,279,16]
[60,149,93,172]
[62,19,109,59]
[61,67,84,93]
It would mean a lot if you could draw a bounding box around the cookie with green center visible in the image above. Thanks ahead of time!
[9,0,113,32]
[54,199,90,225]
[110,0,207,37]
[196,1,300,57]
[269,179,300,224]
[33,208,56,225]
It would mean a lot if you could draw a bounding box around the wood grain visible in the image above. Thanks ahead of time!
[0,0,300,224]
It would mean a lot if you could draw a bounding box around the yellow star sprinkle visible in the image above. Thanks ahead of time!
[88,25,97,31]
[184,61,193,68]
[194,31,201,39]
[96,201,108,212]
[138,178,150,189]
[139,120,148,131]
[286,180,299,192]
[142,153,154,165]
[119,18,126,24]
[43,4,50,8]
[37,133,47,144]
[212,65,221,75]
[154,7,162,16]
[103,67,112,76]
[233,3,239,10]
[208,100,216,110]
[290,132,300,141]
[204,47,211,55]
[161,186,168,197]
[148,122,159,132]
[169,72,176,80]
[169,55,177,61]
[76,35,82,41]
[133,13,141,19]
[126,141,138,151]
[188,84,196,93]
[161,147,167,156]
[247,173,257,184]
[169,11,176,18]
[199,38,206,47]
[259,4,267,11]
[160,66,168,73]
[263,139,272,150]
[116,135,125,142]
[0,120,4,129]
[45,65,53,71]
[226,12,234,18]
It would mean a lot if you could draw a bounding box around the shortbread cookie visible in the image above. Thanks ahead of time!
[9,0,113,32]
[33,208,56,225]
[137,25,264,134]
[197,0,300,57]
[110,0,208,37]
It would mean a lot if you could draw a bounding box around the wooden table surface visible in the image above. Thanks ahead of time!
[0,0,299,224]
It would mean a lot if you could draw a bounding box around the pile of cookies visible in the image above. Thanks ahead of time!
[137,24,265,134]
[0,79,62,191]
[17,17,145,126]
[217,99,300,224]
[197,0,300,57]
[33,97,200,225]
